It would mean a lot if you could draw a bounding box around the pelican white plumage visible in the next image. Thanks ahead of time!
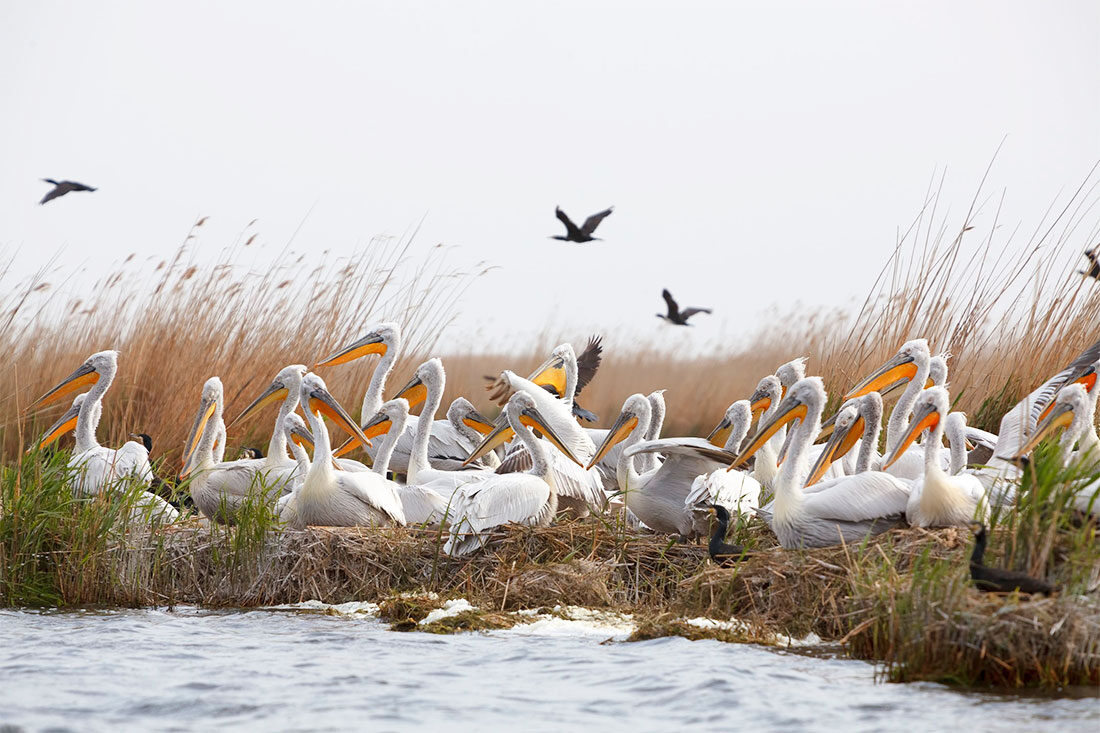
[733,377,909,548]
[227,364,312,474]
[29,351,178,522]
[363,398,449,525]
[587,394,736,536]
[279,374,405,529]
[883,387,988,527]
[181,377,318,522]
[1015,383,1100,516]
[684,400,761,537]
[315,323,478,473]
[445,392,583,556]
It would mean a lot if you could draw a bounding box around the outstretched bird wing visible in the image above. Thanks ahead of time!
[555,207,582,238]
[680,306,713,319]
[39,183,67,205]
[580,207,614,236]
[65,181,96,192]
[574,335,603,396]
[661,289,681,320]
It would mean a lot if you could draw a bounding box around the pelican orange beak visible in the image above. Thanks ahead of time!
[520,404,585,467]
[461,408,496,436]
[34,400,83,451]
[845,352,919,400]
[289,424,315,451]
[463,418,515,466]
[805,413,865,486]
[529,352,568,398]
[27,362,99,412]
[749,391,771,420]
[180,396,218,480]
[229,380,289,429]
[882,401,939,469]
[707,414,732,448]
[314,331,387,368]
[306,384,372,453]
[587,409,639,470]
[361,410,394,439]
[394,373,429,411]
[1015,400,1076,458]
[1036,367,1097,423]
[730,392,808,469]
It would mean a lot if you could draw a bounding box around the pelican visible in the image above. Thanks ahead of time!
[227,364,311,475]
[804,392,885,486]
[446,397,500,468]
[733,377,909,549]
[181,377,322,522]
[1015,383,1100,516]
[883,387,988,527]
[683,400,761,537]
[711,375,784,488]
[445,392,584,556]
[279,374,404,529]
[315,323,478,472]
[587,394,736,536]
[362,399,449,525]
[471,346,606,516]
[28,351,177,522]
[844,339,950,481]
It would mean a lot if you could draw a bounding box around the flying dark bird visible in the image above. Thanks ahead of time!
[551,206,613,243]
[658,289,711,326]
[706,505,752,566]
[39,178,97,205]
[968,522,1055,595]
[1080,248,1100,280]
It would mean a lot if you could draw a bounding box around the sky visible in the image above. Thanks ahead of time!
[2,1,1099,351]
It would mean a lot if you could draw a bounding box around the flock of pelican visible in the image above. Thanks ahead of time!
[26,324,1100,556]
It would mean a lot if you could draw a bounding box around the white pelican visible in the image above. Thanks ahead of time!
[683,400,761,537]
[587,394,736,536]
[226,364,311,473]
[722,375,784,488]
[883,387,988,528]
[446,397,500,468]
[28,351,178,522]
[315,323,477,472]
[181,377,323,522]
[445,392,584,556]
[279,374,404,529]
[804,392,885,487]
[362,398,449,525]
[733,377,909,549]
[844,339,951,481]
[1015,383,1100,516]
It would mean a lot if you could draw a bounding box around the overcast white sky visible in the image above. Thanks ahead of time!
[2,2,1098,351]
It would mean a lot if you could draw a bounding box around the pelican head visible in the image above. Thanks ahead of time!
[314,321,401,368]
[447,397,496,436]
[732,377,825,469]
[282,412,315,451]
[805,400,862,486]
[506,391,584,467]
[528,343,576,399]
[394,357,444,411]
[27,350,118,412]
[229,364,308,428]
[845,339,930,400]
[181,377,225,479]
[707,400,752,450]
[299,373,373,452]
[775,357,808,397]
[1036,359,1098,424]
[34,393,87,451]
[361,397,412,439]
[882,385,948,469]
[1016,383,1090,458]
[586,393,651,470]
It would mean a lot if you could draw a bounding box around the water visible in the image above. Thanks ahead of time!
[1,606,1096,732]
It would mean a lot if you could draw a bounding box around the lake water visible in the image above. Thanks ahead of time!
[1,605,1097,732]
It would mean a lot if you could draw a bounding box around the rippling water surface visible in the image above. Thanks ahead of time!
[2,607,1097,732]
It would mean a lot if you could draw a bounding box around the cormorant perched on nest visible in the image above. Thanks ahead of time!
[40,178,96,205]
[968,522,1055,595]
[551,206,613,243]
[237,446,265,460]
[1080,248,1099,281]
[484,335,604,422]
[658,289,711,326]
[706,505,752,566]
